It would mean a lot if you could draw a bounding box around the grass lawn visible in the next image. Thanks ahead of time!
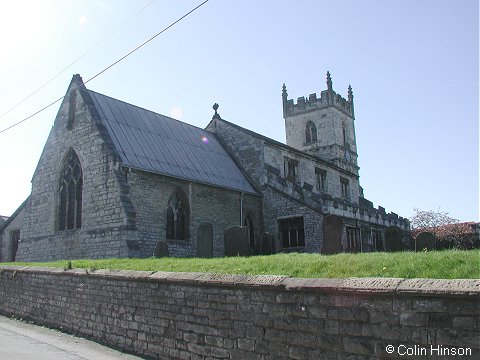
[5,250,479,279]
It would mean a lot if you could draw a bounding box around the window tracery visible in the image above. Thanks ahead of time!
[166,189,189,240]
[59,149,83,230]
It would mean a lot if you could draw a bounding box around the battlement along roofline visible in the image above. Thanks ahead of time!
[282,71,355,119]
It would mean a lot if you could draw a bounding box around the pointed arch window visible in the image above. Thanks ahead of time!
[166,189,189,240]
[305,121,317,144]
[58,149,83,230]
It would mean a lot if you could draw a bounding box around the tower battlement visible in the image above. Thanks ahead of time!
[282,72,354,119]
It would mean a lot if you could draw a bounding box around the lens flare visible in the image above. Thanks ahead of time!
[201,136,209,144]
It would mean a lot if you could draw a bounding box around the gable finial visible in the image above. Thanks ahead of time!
[326,71,333,91]
[212,103,221,120]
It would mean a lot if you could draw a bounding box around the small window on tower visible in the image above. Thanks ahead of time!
[305,121,317,144]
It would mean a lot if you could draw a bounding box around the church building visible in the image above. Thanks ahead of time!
[0,72,409,262]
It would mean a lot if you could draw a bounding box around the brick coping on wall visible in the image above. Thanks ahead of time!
[1,265,478,297]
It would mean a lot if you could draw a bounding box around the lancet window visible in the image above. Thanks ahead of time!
[58,149,83,230]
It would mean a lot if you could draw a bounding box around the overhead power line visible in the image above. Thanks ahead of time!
[0,0,210,135]
[0,0,155,120]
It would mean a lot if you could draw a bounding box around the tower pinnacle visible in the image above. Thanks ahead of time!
[282,83,288,116]
[348,85,355,119]
[348,85,353,101]
[326,71,333,91]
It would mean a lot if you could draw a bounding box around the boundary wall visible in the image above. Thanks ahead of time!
[0,266,478,359]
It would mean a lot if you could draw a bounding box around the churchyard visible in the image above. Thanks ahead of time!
[8,249,480,279]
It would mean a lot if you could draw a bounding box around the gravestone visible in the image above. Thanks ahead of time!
[261,232,275,255]
[197,223,213,258]
[385,226,404,252]
[321,215,343,254]
[224,226,249,256]
[416,231,436,251]
[154,241,169,258]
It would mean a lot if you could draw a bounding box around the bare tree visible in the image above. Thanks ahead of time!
[410,208,458,230]
[410,208,479,250]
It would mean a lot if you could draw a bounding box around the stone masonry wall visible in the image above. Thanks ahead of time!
[285,106,359,173]
[127,170,263,258]
[0,266,477,360]
[263,187,323,252]
[16,76,133,261]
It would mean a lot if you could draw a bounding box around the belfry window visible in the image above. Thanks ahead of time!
[58,149,83,230]
[305,121,317,144]
[166,189,189,240]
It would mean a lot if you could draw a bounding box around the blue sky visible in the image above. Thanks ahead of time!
[0,0,478,222]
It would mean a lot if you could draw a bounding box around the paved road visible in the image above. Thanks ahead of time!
[0,315,143,359]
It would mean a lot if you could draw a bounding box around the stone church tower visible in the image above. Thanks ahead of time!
[283,71,358,176]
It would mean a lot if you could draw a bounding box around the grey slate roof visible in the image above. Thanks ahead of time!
[88,90,257,195]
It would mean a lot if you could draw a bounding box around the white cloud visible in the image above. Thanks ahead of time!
[169,106,183,120]
[78,15,88,26]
